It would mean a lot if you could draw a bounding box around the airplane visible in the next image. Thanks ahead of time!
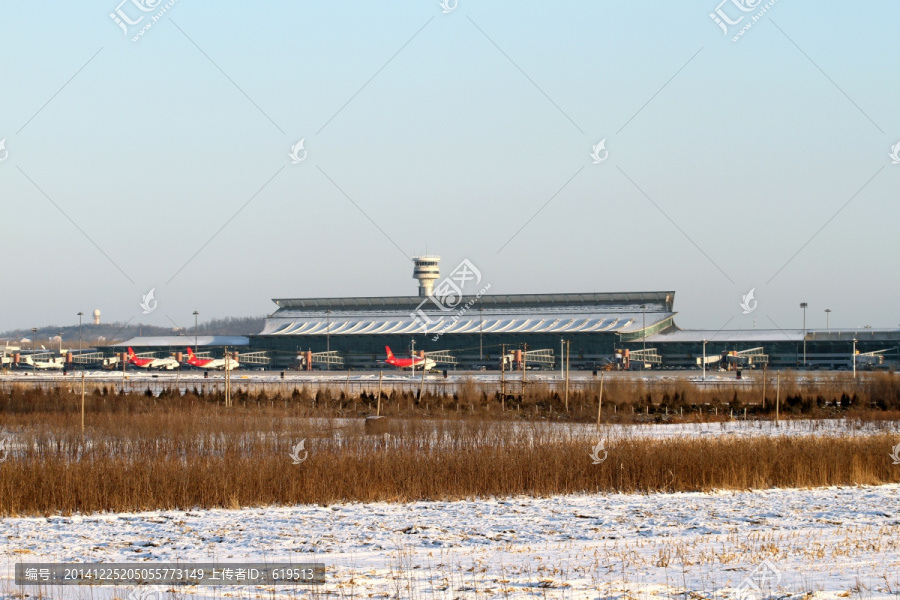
[20,354,64,370]
[127,347,180,370]
[384,346,436,371]
[185,347,239,371]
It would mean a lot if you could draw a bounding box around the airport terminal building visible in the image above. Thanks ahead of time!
[250,291,676,369]
[69,257,896,372]
[247,257,900,370]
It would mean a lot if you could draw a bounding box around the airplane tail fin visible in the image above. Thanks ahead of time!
[186,347,195,358]
[385,346,394,360]
[127,347,135,358]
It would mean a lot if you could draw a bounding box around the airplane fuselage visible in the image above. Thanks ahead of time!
[186,358,239,371]
[128,358,179,370]
[20,355,64,370]
[386,358,437,371]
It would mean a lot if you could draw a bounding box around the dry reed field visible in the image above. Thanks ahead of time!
[5,368,900,420]
[1,379,899,516]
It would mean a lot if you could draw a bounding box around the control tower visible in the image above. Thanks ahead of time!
[412,256,440,297]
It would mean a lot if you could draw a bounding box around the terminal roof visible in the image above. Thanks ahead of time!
[646,328,900,344]
[272,292,675,312]
[111,336,250,348]
[260,292,676,337]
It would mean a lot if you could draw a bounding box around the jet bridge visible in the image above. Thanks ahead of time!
[311,351,344,368]
[72,351,105,365]
[855,349,891,369]
[234,351,271,366]
[628,348,662,369]
[503,348,556,370]
[722,347,769,368]
[525,348,555,366]
[424,350,459,365]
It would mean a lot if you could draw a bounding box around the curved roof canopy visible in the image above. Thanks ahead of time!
[259,292,675,337]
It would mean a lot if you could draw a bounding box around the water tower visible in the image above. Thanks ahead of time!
[92,309,101,325]
[412,256,440,297]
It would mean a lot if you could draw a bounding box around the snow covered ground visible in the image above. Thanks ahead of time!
[3,485,899,599]
[593,418,900,440]
[283,417,900,443]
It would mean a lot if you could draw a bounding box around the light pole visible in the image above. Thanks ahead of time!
[193,311,199,350]
[479,306,483,362]
[325,309,332,370]
[77,311,84,366]
[640,304,647,356]
[560,338,565,380]
[852,338,857,378]
[58,332,63,354]
[31,328,37,368]
[825,308,831,330]
[800,302,808,367]
[702,339,708,381]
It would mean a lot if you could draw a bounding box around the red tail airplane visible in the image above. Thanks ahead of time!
[185,347,238,371]
[127,347,180,370]
[384,346,436,371]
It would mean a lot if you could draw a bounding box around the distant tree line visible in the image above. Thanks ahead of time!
[0,315,266,346]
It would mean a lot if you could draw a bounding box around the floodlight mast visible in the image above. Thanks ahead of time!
[800,302,808,367]
[702,339,708,381]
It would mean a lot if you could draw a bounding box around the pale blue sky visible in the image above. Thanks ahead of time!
[1,1,898,333]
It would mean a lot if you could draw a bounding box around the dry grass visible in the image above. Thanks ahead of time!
[0,387,898,515]
[4,370,900,422]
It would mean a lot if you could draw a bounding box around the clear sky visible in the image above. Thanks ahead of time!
[1,1,898,334]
